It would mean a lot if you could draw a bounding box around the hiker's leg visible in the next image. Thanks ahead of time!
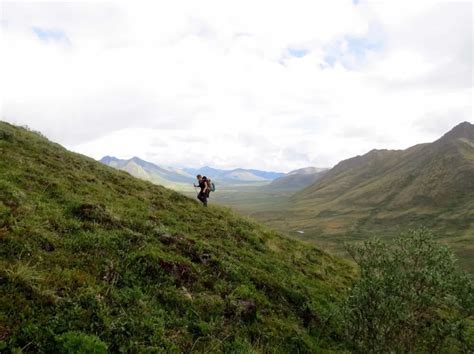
[198,192,206,205]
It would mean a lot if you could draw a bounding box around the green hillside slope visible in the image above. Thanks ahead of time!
[0,122,353,353]
[257,122,474,271]
[295,122,474,209]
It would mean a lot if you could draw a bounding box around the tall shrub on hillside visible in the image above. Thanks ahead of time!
[343,229,474,353]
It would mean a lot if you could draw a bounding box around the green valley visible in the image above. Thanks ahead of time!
[3,2,473,352]
[217,122,474,272]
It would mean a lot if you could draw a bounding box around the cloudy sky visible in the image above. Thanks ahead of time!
[1,0,472,172]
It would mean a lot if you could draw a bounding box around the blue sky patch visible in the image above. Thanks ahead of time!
[288,48,309,58]
[323,55,337,67]
[33,27,70,44]
[323,24,384,69]
[346,35,382,57]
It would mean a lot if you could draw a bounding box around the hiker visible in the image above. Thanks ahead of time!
[194,174,209,207]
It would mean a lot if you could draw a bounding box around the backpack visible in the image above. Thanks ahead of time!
[208,178,216,192]
[202,176,216,192]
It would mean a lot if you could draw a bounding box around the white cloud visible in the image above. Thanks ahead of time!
[1,0,472,172]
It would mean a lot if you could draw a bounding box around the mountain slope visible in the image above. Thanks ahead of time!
[0,122,353,352]
[257,122,474,271]
[294,122,474,209]
[265,167,328,192]
[100,156,194,186]
[101,158,284,188]
[185,166,284,183]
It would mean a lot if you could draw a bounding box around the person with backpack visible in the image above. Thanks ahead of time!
[194,175,209,207]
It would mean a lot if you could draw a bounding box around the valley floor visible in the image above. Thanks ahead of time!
[207,187,474,274]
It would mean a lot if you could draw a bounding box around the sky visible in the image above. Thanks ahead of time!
[1,0,473,172]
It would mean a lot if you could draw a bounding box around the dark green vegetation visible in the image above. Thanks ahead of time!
[344,229,474,353]
[0,121,354,352]
[223,122,474,272]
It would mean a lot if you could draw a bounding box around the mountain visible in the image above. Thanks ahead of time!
[184,166,284,183]
[257,122,474,271]
[183,166,223,179]
[265,167,329,192]
[0,121,353,352]
[100,156,194,186]
[101,158,285,187]
[294,122,474,209]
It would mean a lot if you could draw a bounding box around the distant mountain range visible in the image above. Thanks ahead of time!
[100,157,287,187]
[100,156,194,186]
[183,166,284,182]
[257,122,474,270]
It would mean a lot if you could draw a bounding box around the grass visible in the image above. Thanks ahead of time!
[247,203,474,274]
[0,121,355,353]
[186,185,292,215]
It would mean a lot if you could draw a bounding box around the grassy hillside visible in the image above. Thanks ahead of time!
[0,121,354,353]
[255,122,474,271]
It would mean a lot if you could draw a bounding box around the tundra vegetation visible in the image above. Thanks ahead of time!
[0,121,472,353]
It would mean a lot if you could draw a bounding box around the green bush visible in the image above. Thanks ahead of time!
[343,228,474,353]
[56,331,107,354]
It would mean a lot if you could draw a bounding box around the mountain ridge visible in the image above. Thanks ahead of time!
[254,122,474,271]
[101,157,286,186]
[294,122,474,208]
[437,121,474,143]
